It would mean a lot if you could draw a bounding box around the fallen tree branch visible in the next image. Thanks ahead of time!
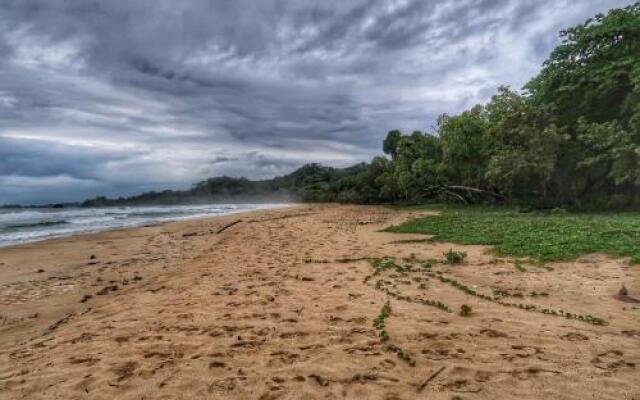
[443,189,468,204]
[444,185,504,198]
[417,366,446,393]
[43,313,75,336]
[424,185,504,203]
[216,219,242,234]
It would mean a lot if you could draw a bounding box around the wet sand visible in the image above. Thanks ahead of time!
[0,204,638,399]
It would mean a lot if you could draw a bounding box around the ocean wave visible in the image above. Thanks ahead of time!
[6,220,69,229]
[0,203,289,247]
[0,210,53,222]
[68,216,118,225]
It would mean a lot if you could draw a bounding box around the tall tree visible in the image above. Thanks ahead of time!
[438,106,492,188]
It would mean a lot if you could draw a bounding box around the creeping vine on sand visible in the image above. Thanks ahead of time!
[363,258,452,313]
[372,301,415,366]
[423,268,607,325]
[358,256,607,326]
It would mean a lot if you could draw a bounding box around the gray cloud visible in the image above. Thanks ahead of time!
[0,0,633,204]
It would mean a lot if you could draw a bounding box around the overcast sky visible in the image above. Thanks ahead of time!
[0,0,632,204]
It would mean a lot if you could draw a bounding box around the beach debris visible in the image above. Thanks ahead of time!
[417,366,446,393]
[619,285,628,296]
[216,219,242,234]
[616,285,640,303]
[43,313,74,336]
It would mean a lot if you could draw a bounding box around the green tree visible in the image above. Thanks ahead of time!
[484,88,568,202]
[527,2,640,126]
[383,130,403,160]
[438,106,492,188]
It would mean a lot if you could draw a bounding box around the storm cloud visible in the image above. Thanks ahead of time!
[0,0,632,204]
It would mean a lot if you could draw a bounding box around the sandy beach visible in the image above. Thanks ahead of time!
[0,204,638,399]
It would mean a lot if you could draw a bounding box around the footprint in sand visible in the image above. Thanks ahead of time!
[111,361,138,382]
[478,328,509,338]
[507,366,560,381]
[267,351,308,367]
[69,356,101,366]
[561,332,589,341]
[208,377,238,393]
[441,378,482,394]
[501,344,544,361]
[344,342,382,356]
[621,330,640,338]
[422,347,467,360]
[591,350,636,371]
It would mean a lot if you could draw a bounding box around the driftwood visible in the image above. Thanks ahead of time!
[43,313,75,336]
[444,189,468,204]
[181,219,243,237]
[424,185,504,203]
[216,219,242,234]
[444,185,504,199]
[616,285,640,303]
[417,366,446,393]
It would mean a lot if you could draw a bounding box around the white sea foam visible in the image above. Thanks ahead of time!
[0,203,288,247]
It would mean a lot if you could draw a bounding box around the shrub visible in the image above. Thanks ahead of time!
[460,304,473,317]
[443,249,467,264]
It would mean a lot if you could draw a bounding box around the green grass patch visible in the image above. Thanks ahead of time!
[386,206,640,263]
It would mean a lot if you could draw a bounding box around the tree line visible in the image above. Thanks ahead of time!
[299,2,640,208]
[82,3,639,209]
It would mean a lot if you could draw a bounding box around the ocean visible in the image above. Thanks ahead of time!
[0,203,287,247]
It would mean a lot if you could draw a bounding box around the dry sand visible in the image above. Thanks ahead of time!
[0,204,638,399]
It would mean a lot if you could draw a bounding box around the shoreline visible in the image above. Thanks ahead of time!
[1,204,638,399]
[0,204,305,287]
[0,203,296,251]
